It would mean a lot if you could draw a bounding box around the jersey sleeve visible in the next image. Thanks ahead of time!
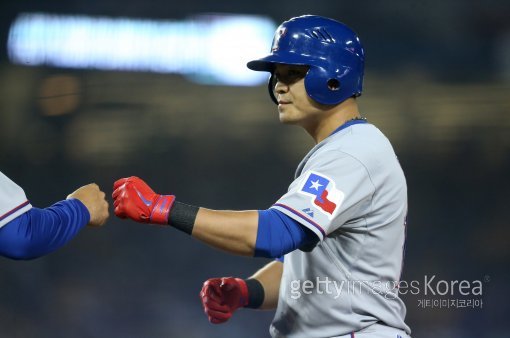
[270,150,374,240]
[0,171,32,228]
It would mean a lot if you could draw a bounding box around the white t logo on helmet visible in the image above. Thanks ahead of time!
[271,27,287,52]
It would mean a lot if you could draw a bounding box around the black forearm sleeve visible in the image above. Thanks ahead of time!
[168,201,199,235]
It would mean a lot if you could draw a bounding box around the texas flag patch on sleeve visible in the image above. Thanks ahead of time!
[299,171,344,219]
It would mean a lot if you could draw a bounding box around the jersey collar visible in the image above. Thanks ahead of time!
[329,117,368,137]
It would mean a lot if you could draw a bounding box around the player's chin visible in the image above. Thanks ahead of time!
[278,111,297,124]
[279,115,301,125]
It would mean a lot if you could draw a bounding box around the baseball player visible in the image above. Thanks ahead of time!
[112,15,411,338]
[0,170,109,259]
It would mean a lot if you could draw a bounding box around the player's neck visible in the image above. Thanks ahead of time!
[305,98,361,144]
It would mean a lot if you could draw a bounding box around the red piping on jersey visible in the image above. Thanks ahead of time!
[0,200,30,222]
[273,203,326,238]
[350,333,355,338]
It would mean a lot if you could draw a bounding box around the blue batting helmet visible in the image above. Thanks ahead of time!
[247,15,365,105]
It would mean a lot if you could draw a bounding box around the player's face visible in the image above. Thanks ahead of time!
[273,64,325,126]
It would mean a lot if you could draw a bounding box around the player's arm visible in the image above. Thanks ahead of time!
[112,177,318,257]
[0,184,109,260]
[192,208,259,256]
[249,259,283,309]
[200,260,283,324]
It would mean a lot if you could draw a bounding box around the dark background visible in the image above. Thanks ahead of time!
[1,1,509,337]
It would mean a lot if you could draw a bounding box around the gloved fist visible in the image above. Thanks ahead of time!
[112,176,175,225]
[200,277,248,324]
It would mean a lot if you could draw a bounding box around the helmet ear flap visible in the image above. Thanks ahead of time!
[304,66,344,105]
[304,64,363,105]
[268,66,346,106]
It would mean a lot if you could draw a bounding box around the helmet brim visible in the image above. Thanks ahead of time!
[247,53,311,72]
[246,57,273,72]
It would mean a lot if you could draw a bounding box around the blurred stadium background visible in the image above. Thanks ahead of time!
[0,1,509,337]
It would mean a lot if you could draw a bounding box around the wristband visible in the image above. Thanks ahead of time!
[245,278,265,309]
[168,201,199,235]
[150,195,175,224]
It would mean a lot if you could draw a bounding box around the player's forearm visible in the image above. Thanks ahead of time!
[250,260,283,310]
[191,208,259,256]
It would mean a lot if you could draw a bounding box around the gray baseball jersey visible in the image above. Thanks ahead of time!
[0,171,32,228]
[269,121,411,337]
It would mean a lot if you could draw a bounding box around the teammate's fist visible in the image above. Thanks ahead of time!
[67,183,109,227]
[112,176,175,225]
[200,277,248,324]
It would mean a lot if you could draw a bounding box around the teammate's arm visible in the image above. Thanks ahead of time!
[0,184,109,260]
[67,183,110,227]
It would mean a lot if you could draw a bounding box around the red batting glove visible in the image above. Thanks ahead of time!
[112,176,175,225]
[200,277,249,324]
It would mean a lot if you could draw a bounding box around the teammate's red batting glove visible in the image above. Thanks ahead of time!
[200,277,249,324]
[112,176,175,225]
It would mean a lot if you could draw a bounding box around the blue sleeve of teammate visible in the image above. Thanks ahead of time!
[0,199,90,260]
[254,209,318,258]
